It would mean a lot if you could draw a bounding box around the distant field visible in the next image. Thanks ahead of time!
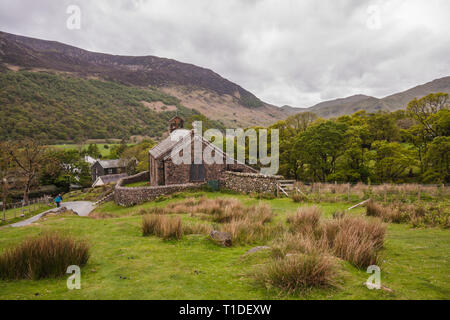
[48,143,135,158]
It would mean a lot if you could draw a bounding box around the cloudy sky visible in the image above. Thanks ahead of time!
[1,0,449,107]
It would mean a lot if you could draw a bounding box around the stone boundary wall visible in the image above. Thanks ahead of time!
[219,171,283,195]
[114,171,204,206]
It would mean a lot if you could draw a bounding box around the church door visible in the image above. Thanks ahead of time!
[190,164,206,182]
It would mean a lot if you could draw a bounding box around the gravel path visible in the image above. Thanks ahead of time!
[9,201,95,227]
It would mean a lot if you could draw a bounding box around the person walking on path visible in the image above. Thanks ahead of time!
[54,194,63,208]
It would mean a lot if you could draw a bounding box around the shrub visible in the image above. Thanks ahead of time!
[142,215,183,240]
[366,200,407,223]
[291,193,308,203]
[256,253,337,293]
[0,233,90,280]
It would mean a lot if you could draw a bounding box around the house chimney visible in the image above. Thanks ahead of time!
[168,115,184,133]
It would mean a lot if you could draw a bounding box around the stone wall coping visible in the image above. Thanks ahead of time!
[222,171,283,180]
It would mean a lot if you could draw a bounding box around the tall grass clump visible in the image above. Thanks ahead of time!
[0,233,90,280]
[142,215,183,240]
[291,193,308,203]
[367,200,415,224]
[283,207,386,269]
[219,202,279,245]
[328,216,386,268]
[256,253,337,293]
[287,206,322,235]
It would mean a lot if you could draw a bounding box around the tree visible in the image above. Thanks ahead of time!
[367,112,400,142]
[285,112,318,135]
[40,148,92,190]
[294,121,348,182]
[407,93,449,139]
[331,125,371,182]
[422,136,450,183]
[8,140,44,205]
[406,93,449,174]
[86,143,101,159]
[369,141,415,183]
[121,139,156,173]
[0,142,17,220]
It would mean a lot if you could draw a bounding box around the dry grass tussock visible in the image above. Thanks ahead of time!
[142,215,183,240]
[258,206,386,294]
[282,206,386,268]
[255,252,337,293]
[143,198,279,245]
[0,233,90,280]
[366,200,449,227]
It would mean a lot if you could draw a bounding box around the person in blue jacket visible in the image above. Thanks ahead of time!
[54,194,63,208]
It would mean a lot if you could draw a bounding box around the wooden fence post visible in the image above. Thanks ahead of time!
[347,183,350,202]
[334,181,338,202]
[318,183,321,203]
[417,186,421,202]
[384,184,387,203]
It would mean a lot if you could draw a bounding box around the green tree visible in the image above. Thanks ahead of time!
[86,144,101,159]
[422,136,450,183]
[369,141,415,183]
[407,93,449,139]
[294,121,348,182]
[367,112,400,142]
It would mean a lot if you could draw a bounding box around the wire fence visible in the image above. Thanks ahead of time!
[293,182,448,203]
[1,196,53,222]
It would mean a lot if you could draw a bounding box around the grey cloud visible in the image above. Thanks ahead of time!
[0,0,449,108]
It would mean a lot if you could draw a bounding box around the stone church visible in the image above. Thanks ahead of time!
[148,116,256,186]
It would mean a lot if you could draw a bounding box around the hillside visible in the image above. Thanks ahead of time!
[0,31,295,128]
[0,70,215,142]
[298,77,450,118]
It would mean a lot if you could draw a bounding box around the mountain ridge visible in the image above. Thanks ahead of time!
[284,77,450,118]
[0,31,296,128]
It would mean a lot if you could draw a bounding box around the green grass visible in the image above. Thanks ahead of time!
[0,191,448,300]
[124,181,150,188]
[64,187,113,202]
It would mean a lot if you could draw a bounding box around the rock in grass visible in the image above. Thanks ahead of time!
[245,246,271,255]
[210,230,232,247]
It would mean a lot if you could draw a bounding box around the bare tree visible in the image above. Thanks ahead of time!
[0,142,16,220]
[285,112,318,135]
[8,140,44,205]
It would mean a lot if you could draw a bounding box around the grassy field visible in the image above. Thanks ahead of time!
[0,192,448,300]
[48,144,134,158]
